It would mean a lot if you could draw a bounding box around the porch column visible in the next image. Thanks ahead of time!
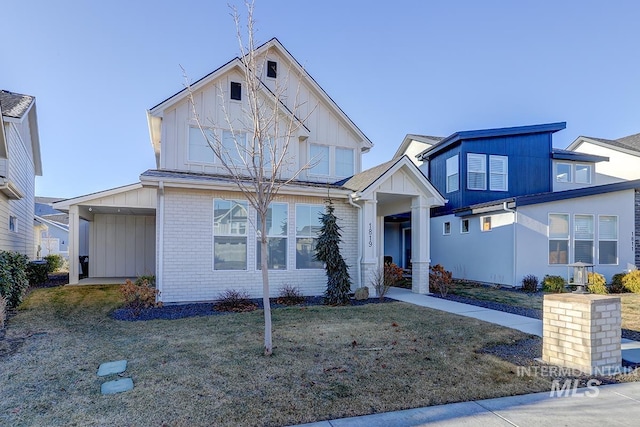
[361,199,378,295]
[68,205,80,285]
[411,195,430,294]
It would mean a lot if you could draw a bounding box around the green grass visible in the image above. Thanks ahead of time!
[0,284,621,426]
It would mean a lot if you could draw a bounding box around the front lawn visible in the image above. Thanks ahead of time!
[0,285,626,426]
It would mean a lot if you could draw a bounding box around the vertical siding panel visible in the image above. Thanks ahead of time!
[115,216,127,276]
[125,216,137,275]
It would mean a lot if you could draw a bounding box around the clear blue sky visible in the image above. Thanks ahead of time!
[3,1,639,198]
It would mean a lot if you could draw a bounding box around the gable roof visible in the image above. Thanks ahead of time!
[417,122,567,161]
[148,37,373,159]
[567,133,640,156]
[393,134,443,160]
[0,90,34,119]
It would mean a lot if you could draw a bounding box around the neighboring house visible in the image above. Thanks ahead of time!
[393,134,443,167]
[406,122,638,286]
[0,90,42,259]
[35,197,89,259]
[567,133,640,183]
[55,38,445,302]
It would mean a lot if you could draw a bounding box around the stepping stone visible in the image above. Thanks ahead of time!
[97,360,127,377]
[101,378,134,395]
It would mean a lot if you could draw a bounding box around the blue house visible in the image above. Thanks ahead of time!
[407,122,638,287]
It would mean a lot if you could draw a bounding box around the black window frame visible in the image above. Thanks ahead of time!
[230,81,242,100]
[267,61,277,78]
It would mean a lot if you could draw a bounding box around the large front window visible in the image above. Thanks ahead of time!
[213,199,248,270]
[574,214,594,263]
[222,130,247,164]
[598,215,618,265]
[257,203,288,270]
[549,213,569,264]
[296,204,323,269]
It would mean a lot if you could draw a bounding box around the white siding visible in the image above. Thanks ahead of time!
[159,187,358,303]
[574,142,640,183]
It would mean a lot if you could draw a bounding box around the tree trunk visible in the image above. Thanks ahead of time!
[260,218,272,356]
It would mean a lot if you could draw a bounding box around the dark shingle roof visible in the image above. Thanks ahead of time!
[0,90,34,119]
[581,133,640,154]
[337,158,399,192]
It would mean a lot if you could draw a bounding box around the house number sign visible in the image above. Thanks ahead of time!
[368,223,373,247]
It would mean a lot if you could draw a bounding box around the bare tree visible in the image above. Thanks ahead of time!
[185,1,313,355]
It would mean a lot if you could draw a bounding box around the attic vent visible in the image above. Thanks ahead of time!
[267,61,277,78]
[230,82,242,100]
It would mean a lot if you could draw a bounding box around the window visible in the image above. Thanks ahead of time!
[446,155,459,193]
[556,163,571,182]
[222,131,246,164]
[575,164,591,184]
[296,204,323,269]
[574,214,594,263]
[230,81,242,100]
[461,219,470,234]
[309,144,329,175]
[267,61,277,78]
[443,222,451,235]
[549,214,569,264]
[481,216,492,231]
[256,203,288,270]
[252,136,276,168]
[188,126,216,163]
[213,200,248,270]
[467,153,486,190]
[489,155,508,191]
[9,216,17,233]
[598,215,618,265]
[335,147,354,177]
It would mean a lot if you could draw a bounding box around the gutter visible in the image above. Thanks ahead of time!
[348,192,363,289]
[503,202,518,286]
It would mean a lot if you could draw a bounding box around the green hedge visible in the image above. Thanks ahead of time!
[0,251,29,308]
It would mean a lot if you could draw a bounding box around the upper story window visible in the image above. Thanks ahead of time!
[267,61,277,78]
[556,163,571,182]
[446,155,459,193]
[309,144,329,175]
[222,130,247,164]
[188,126,216,163]
[230,81,242,100]
[467,153,486,190]
[9,216,17,233]
[575,164,591,184]
[489,155,508,191]
[335,147,354,177]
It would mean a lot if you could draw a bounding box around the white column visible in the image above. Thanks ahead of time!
[361,199,378,295]
[411,195,430,294]
[68,205,80,285]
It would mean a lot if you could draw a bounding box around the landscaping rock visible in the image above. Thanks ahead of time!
[354,287,369,300]
[101,378,133,395]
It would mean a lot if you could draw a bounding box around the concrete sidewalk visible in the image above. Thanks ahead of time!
[298,381,640,426]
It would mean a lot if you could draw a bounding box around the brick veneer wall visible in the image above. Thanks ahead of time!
[543,293,621,374]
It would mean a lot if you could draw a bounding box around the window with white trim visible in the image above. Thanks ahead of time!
[222,130,247,164]
[9,216,17,233]
[549,214,569,264]
[598,215,618,265]
[575,164,591,184]
[252,136,276,169]
[574,214,594,263]
[489,155,508,191]
[556,163,571,182]
[188,126,216,163]
[213,199,248,270]
[443,221,451,235]
[446,155,459,193]
[295,204,323,269]
[481,216,492,232]
[309,144,329,175]
[256,203,288,270]
[335,147,355,177]
[461,219,469,234]
[467,153,486,190]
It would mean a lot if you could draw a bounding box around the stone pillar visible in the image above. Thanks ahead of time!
[411,195,430,294]
[361,199,378,295]
[543,293,621,374]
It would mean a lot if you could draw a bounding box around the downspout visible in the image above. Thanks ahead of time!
[157,181,165,301]
[348,193,362,288]
[503,202,517,286]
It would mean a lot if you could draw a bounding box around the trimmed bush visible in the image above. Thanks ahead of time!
[622,270,640,294]
[609,273,627,293]
[429,264,453,297]
[542,275,566,293]
[587,272,608,294]
[521,275,539,293]
[120,277,161,315]
[0,251,29,308]
[214,289,257,312]
[43,254,64,273]
[27,261,49,286]
[276,285,305,306]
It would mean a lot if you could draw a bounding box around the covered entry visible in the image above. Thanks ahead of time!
[342,156,446,294]
[53,184,157,284]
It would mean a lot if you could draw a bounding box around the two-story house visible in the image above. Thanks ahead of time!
[567,133,640,183]
[407,122,639,286]
[0,90,42,259]
[55,38,445,302]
